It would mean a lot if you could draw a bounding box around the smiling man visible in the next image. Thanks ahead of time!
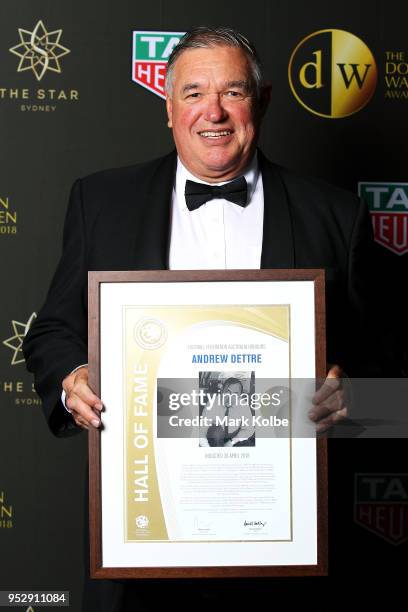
[23,26,385,612]
[24,25,359,437]
[166,44,263,182]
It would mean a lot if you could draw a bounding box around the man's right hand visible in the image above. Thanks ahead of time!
[62,366,103,430]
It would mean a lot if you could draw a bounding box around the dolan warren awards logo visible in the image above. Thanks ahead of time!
[289,29,377,118]
[132,31,184,99]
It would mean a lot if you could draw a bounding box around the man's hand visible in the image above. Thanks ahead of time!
[309,365,348,433]
[62,366,103,430]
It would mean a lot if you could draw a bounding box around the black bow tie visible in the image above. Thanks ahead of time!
[184,176,247,211]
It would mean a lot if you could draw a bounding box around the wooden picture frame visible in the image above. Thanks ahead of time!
[88,269,327,578]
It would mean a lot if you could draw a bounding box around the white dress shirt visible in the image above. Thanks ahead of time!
[169,153,264,270]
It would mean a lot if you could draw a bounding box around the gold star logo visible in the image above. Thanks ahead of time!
[3,313,37,365]
[9,19,70,81]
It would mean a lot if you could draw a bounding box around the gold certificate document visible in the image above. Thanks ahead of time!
[94,273,324,576]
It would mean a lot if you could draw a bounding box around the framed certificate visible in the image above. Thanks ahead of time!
[88,270,327,578]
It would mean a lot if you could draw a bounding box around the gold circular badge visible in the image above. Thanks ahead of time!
[134,317,167,350]
[135,514,149,529]
[288,29,377,118]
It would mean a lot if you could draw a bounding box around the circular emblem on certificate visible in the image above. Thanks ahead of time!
[134,317,167,349]
[135,515,149,529]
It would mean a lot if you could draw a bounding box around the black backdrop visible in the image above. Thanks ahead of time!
[1,1,407,610]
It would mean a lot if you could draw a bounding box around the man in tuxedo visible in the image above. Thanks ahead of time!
[23,25,389,611]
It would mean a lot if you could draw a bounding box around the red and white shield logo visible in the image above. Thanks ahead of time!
[132,31,184,99]
[355,474,408,545]
[359,182,408,256]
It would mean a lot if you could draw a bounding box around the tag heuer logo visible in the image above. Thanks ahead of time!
[132,31,184,99]
[359,182,408,255]
[355,473,408,545]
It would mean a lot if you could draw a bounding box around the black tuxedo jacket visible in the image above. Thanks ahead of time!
[23,149,393,436]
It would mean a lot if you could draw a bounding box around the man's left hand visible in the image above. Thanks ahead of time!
[309,365,348,433]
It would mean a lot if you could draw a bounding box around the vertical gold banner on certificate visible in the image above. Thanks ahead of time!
[124,305,289,542]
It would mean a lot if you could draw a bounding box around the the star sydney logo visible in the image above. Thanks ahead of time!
[132,31,184,99]
[9,19,70,81]
[3,313,37,365]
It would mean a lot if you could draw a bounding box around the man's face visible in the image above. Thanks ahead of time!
[166,45,266,182]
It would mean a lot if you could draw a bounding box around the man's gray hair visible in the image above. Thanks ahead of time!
[165,26,264,98]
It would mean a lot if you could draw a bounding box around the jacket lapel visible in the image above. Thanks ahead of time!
[258,150,295,269]
[133,150,177,270]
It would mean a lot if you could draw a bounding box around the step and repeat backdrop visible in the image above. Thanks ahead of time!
[1,1,407,610]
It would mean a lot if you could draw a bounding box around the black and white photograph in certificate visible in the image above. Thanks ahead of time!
[198,371,256,447]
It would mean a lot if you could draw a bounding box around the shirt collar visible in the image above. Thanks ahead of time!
[175,152,259,211]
